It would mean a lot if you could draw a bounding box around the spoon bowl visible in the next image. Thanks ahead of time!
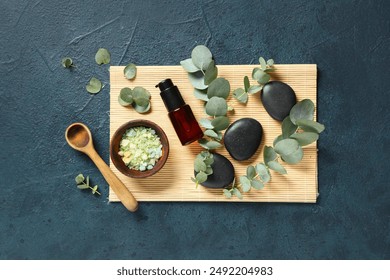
[65,122,138,212]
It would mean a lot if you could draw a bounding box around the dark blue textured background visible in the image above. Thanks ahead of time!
[0,0,389,259]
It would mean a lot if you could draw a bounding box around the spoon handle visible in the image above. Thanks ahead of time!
[87,149,138,212]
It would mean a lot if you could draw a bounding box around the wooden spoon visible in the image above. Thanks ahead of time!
[65,123,138,212]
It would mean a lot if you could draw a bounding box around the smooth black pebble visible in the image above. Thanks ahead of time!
[261,81,297,121]
[197,153,234,189]
[224,118,263,161]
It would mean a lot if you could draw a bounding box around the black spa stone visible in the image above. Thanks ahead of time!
[224,118,263,161]
[197,153,235,189]
[261,81,297,121]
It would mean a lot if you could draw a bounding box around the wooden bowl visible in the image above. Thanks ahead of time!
[110,120,169,178]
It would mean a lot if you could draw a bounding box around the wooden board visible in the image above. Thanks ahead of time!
[109,65,317,202]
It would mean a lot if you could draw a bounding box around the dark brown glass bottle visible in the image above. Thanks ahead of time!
[156,79,203,145]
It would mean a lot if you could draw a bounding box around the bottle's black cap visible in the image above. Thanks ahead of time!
[156,78,185,112]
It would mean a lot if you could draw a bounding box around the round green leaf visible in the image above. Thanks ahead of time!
[124,63,137,80]
[193,89,209,101]
[77,184,89,190]
[240,176,251,192]
[255,163,271,183]
[248,85,262,94]
[267,59,274,66]
[198,138,222,150]
[204,60,218,85]
[264,146,277,164]
[75,174,84,184]
[180,58,200,73]
[251,179,264,190]
[267,161,287,174]
[274,138,300,157]
[281,146,304,164]
[204,129,219,138]
[194,158,207,172]
[95,48,110,65]
[62,57,73,68]
[282,116,298,138]
[205,97,228,117]
[191,45,213,70]
[86,77,102,94]
[199,118,214,129]
[195,171,207,184]
[207,78,230,99]
[290,132,319,146]
[188,71,208,90]
[223,189,232,198]
[252,67,261,80]
[133,102,150,114]
[132,87,151,106]
[118,95,131,107]
[119,87,133,104]
[296,119,325,133]
[232,188,243,199]
[259,57,267,70]
[246,166,256,180]
[290,99,315,125]
[233,88,248,103]
[211,116,229,131]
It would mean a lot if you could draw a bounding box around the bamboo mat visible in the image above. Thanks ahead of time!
[109,65,317,202]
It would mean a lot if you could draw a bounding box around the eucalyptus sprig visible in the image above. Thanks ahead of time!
[118,86,151,113]
[224,99,325,199]
[181,45,233,185]
[233,57,275,103]
[75,174,101,196]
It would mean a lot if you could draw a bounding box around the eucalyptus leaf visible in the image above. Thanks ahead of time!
[244,76,250,92]
[133,102,151,114]
[240,176,251,192]
[259,57,267,70]
[248,85,262,94]
[204,156,214,166]
[204,60,218,85]
[246,166,256,180]
[95,48,110,65]
[211,116,229,131]
[193,89,209,101]
[204,129,219,138]
[205,97,228,117]
[233,88,248,103]
[132,87,151,106]
[255,163,270,183]
[207,78,230,99]
[280,146,304,164]
[205,167,213,175]
[267,160,287,174]
[223,189,232,198]
[264,68,276,73]
[232,188,243,199]
[124,63,137,79]
[251,179,264,190]
[86,176,90,186]
[274,138,300,157]
[77,184,89,190]
[62,57,73,68]
[282,116,298,138]
[267,59,274,66]
[198,138,222,150]
[118,95,131,107]
[264,146,277,164]
[290,99,315,125]
[296,119,325,133]
[252,67,261,80]
[188,71,208,90]
[273,135,284,146]
[180,58,200,73]
[194,158,207,172]
[290,132,319,146]
[92,185,98,194]
[191,45,213,70]
[75,174,84,184]
[86,77,102,94]
[257,72,270,84]
[199,118,214,129]
[119,87,133,104]
[195,171,208,183]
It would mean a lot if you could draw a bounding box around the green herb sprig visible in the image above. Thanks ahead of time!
[233,57,275,104]
[181,45,233,185]
[224,99,325,199]
[118,86,151,113]
[75,174,101,195]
